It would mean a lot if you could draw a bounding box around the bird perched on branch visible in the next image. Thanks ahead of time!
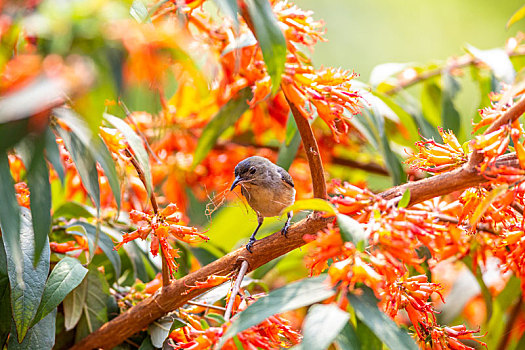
[230,156,295,253]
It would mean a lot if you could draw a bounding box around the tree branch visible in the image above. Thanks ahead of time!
[70,214,332,350]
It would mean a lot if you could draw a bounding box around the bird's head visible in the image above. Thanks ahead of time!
[230,156,272,191]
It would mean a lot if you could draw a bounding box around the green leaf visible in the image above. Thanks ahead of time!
[398,189,411,208]
[65,225,95,261]
[297,304,350,350]
[26,134,52,265]
[337,214,368,251]
[71,222,121,278]
[421,80,442,128]
[130,0,149,23]
[192,87,252,167]
[56,127,100,209]
[252,256,284,280]
[334,322,361,350]
[54,202,95,220]
[355,318,381,350]
[466,44,515,84]
[8,309,56,349]
[277,114,301,171]
[0,152,22,289]
[122,241,150,283]
[63,276,88,331]
[54,108,121,211]
[0,238,10,348]
[214,0,239,28]
[244,0,287,94]
[219,275,335,347]
[441,71,461,135]
[138,337,155,350]
[149,319,173,348]
[104,113,152,197]
[189,247,219,266]
[44,126,65,185]
[283,199,337,215]
[507,4,525,29]
[74,267,110,342]
[31,257,88,327]
[7,208,50,342]
[348,288,418,350]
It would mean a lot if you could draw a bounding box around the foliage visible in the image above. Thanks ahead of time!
[2,0,525,349]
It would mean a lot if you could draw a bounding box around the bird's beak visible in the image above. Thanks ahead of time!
[230,176,242,191]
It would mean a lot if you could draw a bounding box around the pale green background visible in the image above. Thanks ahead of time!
[296,0,524,80]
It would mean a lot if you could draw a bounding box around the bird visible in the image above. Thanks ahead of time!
[230,156,295,253]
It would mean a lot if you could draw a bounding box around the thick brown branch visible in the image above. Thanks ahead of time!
[70,214,332,350]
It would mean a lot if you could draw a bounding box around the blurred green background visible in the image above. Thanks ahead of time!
[296,0,524,80]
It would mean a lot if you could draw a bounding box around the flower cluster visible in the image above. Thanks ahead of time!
[114,203,208,275]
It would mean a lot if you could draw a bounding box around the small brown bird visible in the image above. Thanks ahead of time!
[230,156,296,253]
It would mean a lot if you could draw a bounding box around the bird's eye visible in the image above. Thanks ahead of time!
[249,167,256,175]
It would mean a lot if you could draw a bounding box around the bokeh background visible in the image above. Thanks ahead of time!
[296,0,524,81]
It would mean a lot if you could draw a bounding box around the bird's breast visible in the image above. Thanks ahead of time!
[241,182,295,217]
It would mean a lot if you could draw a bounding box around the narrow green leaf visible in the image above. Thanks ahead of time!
[466,44,515,84]
[71,222,121,278]
[189,247,219,266]
[7,208,50,342]
[26,134,52,265]
[8,308,56,349]
[277,114,301,171]
[65,225,94,261]
[507,5,525,28]
[334,322,361,350]
[355,318,381,350]
[104,113,152,196]
[214,0,239,28]
[139,337,155,350]
[54,202,95,220]
[245,0,287,94]
[252,256,284,280]
[337,214,368,252]
[219,275,335,347]
[192,87,252,167]
[298,304,350,350]
[283,199,337,216]
[122,241,150,283]
[421,80,442,128]
[63,276,88,331]
[56,127,100,209]
[54,108,121,211]
[44,126,65,185]
[398,189,411,208]
[441,71,461,135]
[74,267,110,342]
[348,288,418,350]
[0,238,10,348]
[31,257,88,327]
[0,152,22,289]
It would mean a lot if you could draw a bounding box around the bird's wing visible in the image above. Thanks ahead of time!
[277,167,294,188]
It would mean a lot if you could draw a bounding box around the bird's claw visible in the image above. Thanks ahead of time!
[281,223,290,238]
[246,238,256,253]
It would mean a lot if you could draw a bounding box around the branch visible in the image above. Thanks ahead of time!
[283,93,328,199]
[70,214,332,350]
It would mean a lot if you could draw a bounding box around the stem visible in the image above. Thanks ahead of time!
[186,300,226,311]
[224,260,249,322]
[283,92,328,199]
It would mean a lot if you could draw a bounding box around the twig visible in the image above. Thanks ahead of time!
[124,148,169,285]
[118,99,162,164]
[432,213,498,235]
[224,260,249,322]
[186,300,226,311]
[383,48,525,96]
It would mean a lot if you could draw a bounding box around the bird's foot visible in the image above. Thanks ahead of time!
[281,223,290,238]
[246,237,257,253]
